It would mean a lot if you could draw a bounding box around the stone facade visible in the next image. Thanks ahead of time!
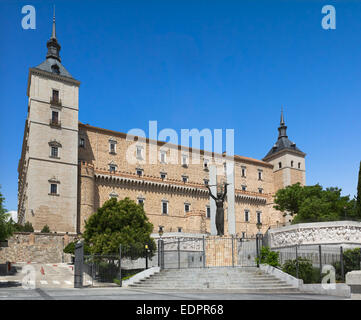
[17,68,80,234]
[17,19,307,237]
[76,123,295,236]
[205,236,238,267]
[0,233,77,264]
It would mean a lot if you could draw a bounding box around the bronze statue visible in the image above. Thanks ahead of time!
[206,182,228,236]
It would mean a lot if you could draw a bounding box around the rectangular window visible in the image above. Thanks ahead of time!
[160,151,166,163]
[182,176,188,183]
[162,201,168,215]
[138,198,144,206]
[177,227,182,233]
[241,185,247,191]
[258,170,263,181]
[204,179,209,186]
[50,184,57,195]
[52,89,59,103]
[258,188,263,194]
[206,206,211,218]
[244,210,249,222]
[182,154,188,167]
[136,146,143,159]
[109,142,116,154]
[109,165,116,173]
[51,111,59,124]
[79,138,85,148]
[50,146,58,158]
[184,203,190,213]
[241,167,246,177]
[257,211,262,224]
[203,159,209,169]
[160,172,167,180]
[136,169,143,176]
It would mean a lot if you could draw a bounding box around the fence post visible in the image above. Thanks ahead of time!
[340,246,344,282]
[319,245,322,282]
[231,235,234,267]
[256,234,259,268]
[202,236,206,268]
[158,239,164,270]
[295,245,299,279]
[119,244,122,287]
[74,241,84,288]
[177,238,180,269]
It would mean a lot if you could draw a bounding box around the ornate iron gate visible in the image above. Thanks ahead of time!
[159,236,261,269]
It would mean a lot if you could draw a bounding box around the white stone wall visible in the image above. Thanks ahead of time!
[266,221,361,248]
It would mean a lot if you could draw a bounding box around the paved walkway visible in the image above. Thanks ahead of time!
[0,263,77,289]
[0,287,348,300]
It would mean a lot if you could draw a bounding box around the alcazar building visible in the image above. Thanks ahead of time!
[17,17,306,236]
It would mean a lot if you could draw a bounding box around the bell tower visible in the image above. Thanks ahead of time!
[263,110,306,192]
[18,11,80,233]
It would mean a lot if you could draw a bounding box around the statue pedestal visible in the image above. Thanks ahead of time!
[205,235,238,267]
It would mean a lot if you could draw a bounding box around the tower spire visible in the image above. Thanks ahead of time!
[278,108,288,139]
[46,6,61,62]
[280,106,285,125]
[51,5,56,39]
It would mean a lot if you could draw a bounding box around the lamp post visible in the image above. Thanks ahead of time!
[256,222,262,234]
[158,226,164,269]
[145,244,149,269]
[256,222,263,267]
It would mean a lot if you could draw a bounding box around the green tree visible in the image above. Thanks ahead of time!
[41,225,50,233]
[357,161,361,218]
[274,183,356,223]
[0,186,14,242]
[83,197,156,257]
[22,222,34,232]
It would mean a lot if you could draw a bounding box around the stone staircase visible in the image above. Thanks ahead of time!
[128,267,300,293]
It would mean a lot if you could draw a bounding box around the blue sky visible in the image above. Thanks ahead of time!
[0,0,361,212]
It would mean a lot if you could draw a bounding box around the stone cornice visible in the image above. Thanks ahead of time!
[94,170,268,204]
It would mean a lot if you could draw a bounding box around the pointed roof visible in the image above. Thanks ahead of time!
[33,8,76,80]
[263,109,305,161]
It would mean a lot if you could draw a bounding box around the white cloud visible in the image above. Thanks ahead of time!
[6,211,17,223]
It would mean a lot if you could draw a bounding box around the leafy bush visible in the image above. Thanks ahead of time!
[63,242,76,254]
[333,248,361,280]
[14,221,34,232]
[343,248,361,273]
[282,257,320,283]
[256,246,280,267]
[63,241,91,255]
[41,225,50,233]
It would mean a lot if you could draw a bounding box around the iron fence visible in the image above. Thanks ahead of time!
[158,235,262,269]
[271,244,361,283]
[83,255,121,287]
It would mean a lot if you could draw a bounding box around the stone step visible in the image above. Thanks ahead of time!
[133,278,290,286]
[128,267,299,293]
[128,285,299,293]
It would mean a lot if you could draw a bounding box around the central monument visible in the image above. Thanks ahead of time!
[206,182,228,236]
